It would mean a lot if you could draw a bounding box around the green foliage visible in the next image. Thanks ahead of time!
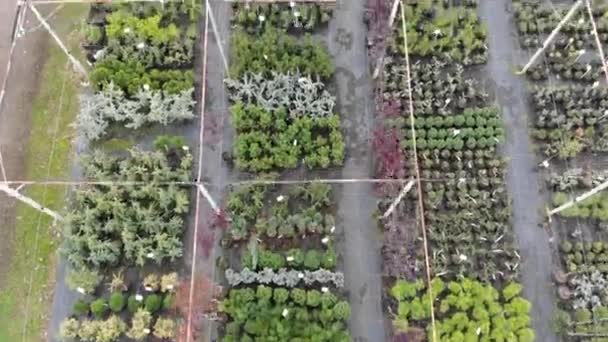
[557,191,608,221]
[391,278,533,341]
[226,182,335,241]
[231,103,344,172]
[402,107,505,151]
[230,26,334,78]
[220,286,350,341]
[503,282,523,301]
[232,3,332,32]
[333,301,351,321]
[154,135,187,151]
[291,288,307,306]
[109,293,126,313]
[396,4,488,65]
[391,279,423,301]
[66,268,103,294]
[90,58,194,96]
[551,309,571,335]
[90,298,109,318]
[73,299,90,316]
[273,288,289,304]
[127,295,142,313]
[162,293,175,310]
[106,12,180,44]
[304,250,322,270]
[85,25,103,45]
[62,149,191,269]
[144,294,162,313]
[321,247,337,269]
[241,246,324,271]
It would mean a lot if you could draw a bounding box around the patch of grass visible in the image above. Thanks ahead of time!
[0,5,87,341]
[97,137,135,153]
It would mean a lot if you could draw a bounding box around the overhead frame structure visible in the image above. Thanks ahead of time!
[518,0,584,75]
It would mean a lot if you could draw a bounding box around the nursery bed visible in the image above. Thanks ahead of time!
[509,0,608,340]
[201,0,388,341]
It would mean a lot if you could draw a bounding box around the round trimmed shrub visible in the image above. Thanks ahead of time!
[162,294,175,310]
[303,250,321,270]
[109,292,126,313]
[73,298,89,316]
[127,295,142,313]
[90,298,108,318]
[145,294,162,313]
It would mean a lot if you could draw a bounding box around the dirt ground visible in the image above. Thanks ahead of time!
[0,2,49,289]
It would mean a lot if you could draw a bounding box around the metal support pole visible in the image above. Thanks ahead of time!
[198,184,220,214]
[0,183,63,221]
[372,0,400,79]
[382,180,414,218]
[585,0,608,84]
[518,0,583,75]
[207,4,229,73]
[548,179,608,217]
[0,148,7,181]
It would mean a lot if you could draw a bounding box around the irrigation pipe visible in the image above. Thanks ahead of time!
[518,0,583,75]
[584,0,608,84]
[0,148,7,181]
[399,1,437,340]
[186,0,210,339]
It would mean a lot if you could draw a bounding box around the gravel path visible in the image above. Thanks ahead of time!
[479,1,558,340]
[328,1,387,341]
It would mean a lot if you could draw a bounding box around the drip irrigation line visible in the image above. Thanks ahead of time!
[399,1,437,340]
[584,0,608,84]
[0,147,7,181]
[186,0,210,339]
[0,176,470,191]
